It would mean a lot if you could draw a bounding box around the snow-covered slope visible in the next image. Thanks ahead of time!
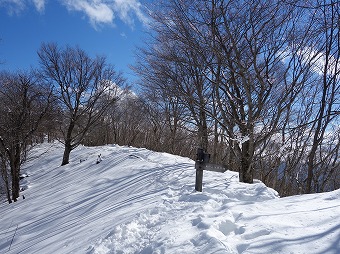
[0,143,339,254]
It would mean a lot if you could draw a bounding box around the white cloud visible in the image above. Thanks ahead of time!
[32,0,45,12]
[0,0,45,14]
[62,0,114,27]
[61,0,149,29]
[112,0,149,27]
[0,0,26,15]
[1,0,149,29]
[297,46,339,76]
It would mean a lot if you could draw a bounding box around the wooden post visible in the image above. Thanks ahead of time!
[195,148,209,192]
[195,162,203,192]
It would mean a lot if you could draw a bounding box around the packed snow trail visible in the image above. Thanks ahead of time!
[90,175,340,254]
[0,143,339,254]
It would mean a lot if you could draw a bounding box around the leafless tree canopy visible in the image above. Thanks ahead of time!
[38,43,125,166]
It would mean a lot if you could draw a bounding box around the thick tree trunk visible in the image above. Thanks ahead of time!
[1,158,12,204]
[61,141,72,166]
[5,181,12,203]
[11,169,19,202]
[5,183,11,204]
[61,119,75,166]
[239,140,254,183]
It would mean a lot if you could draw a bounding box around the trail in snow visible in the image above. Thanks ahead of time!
[88,170,280,254]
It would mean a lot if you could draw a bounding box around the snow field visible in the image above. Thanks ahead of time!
[0,142,339,254]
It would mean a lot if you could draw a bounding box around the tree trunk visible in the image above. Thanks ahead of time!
[61,119,75,166]
[239,140,254,183]
[11,168,19,202]
[198,104,209,151]
[1,157,12,204]
[212,119,219,163]
[10,145,21,202]
[61,140,72,166]
[306,147,317,193]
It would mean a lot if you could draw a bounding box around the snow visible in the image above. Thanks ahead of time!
[0,142,339,254]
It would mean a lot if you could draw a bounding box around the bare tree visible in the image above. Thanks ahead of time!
[0,71,53,202]
[1,147,11,203]
[135,0,217,157]
[38,43,125,165]
[139,0,309,183]
[82,89,145,147]
[298,0,340,193]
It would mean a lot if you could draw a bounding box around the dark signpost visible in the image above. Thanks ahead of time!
[195,148,227,192]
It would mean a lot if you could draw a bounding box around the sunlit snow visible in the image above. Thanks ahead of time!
[0,142,339,253]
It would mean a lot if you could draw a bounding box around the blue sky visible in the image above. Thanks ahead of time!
[0,0,150,85]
